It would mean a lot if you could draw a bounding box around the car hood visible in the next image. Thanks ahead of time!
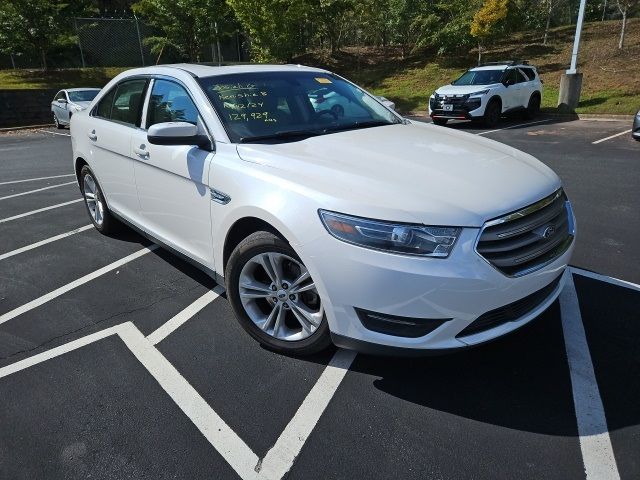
[235,122,560,227]
[435,84,500,95]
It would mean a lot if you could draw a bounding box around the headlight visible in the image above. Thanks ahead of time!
[319,210,461,258]
[468,90,489,97]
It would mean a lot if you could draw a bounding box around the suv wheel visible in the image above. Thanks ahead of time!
[524,93,541,119]
[482,100,501,127]
[432,118,448,126]
[80,165,119,234]
[225,231,331,355]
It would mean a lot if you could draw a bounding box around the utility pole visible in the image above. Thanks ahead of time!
[558,0,586,111]
[134,14,145,66]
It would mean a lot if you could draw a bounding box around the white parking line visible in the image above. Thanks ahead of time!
[476,118,552,136]
[0,181,76,201]
[257,349,357,479]
[119,323,262,480]
[37,129,71,137]
[571,266,640,292]
[0,245,158,326]
[0,174,75,186]
[147,286,226,345]
[0,199,83,224]
[559,272,620,480]
[0,225,93,261]
[592,129,632,145]
[0,324,122,378]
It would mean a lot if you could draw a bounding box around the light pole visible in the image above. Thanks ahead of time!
[558,0,587,111]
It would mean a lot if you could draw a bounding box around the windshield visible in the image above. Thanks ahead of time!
[198,71,401,143]
[68,90,99,102]
[452,69,505,86]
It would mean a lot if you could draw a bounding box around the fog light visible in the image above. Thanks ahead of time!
[355,308,450,338]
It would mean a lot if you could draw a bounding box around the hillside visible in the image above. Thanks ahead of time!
[0,19,638,115]
[295,18,640,115]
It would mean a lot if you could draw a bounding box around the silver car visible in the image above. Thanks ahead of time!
[633,110,640,141]
[51,88,101,129]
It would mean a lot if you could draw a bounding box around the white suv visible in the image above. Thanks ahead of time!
[429,61,542,127]
[71,64,574,356]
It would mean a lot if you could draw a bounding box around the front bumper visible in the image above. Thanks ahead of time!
[429,96,484,120]
[301,205,575,353]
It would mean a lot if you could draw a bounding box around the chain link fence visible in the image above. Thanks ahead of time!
[0,16,249,70]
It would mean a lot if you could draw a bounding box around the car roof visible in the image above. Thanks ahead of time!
[470,64,535,71]
[154,63,331,78]
[64,87,102,92]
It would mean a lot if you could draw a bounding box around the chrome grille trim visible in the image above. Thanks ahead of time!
[474,189,575,277]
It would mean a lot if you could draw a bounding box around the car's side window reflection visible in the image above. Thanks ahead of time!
[147,79,199,128]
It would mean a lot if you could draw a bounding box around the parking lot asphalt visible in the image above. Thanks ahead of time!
[0,119,638,479]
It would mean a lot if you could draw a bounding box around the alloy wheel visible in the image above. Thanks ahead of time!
[238,252,323,341]
[83,173,104,226]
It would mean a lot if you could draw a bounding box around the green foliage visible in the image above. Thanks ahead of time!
[0,0,95,69]
[226,0,309,61]
[132,0,235,62]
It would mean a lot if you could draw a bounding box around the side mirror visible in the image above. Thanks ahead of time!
[503,79,514,87]
[376,96,396,111]
[147,122,212,150]
[58,98,67,103]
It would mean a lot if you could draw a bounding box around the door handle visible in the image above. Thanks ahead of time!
[134,145,149,159]
[87,130,97,141]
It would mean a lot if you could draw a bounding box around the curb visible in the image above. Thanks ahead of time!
[402,112,633,121]
[0,124,54,132]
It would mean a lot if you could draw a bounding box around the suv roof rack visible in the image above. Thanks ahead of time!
[477,60,529,67]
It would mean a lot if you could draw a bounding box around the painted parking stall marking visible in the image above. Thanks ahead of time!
[592,129,632,144]
[0,245,158,326]
[0,224,92,261]
[0,181,77,201]
[0,198,83,223]
[0,173,75,186]
[560,271,620,480]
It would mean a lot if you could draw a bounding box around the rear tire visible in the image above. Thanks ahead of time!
[432,118,448,126]
[482,100,501,127]
[524,93,541,119]
[225,231,332,356]
[79,165,119,235]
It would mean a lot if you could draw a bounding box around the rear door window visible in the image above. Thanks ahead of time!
[95,88,116,119]
[110,79,148,127]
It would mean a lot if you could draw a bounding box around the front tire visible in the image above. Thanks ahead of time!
[225,231,331,355]
[53,114,64,129]
[79,165,119,234]
[482,100,501,127]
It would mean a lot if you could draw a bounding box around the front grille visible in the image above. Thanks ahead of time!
[456,274,562,337]
[476,189,573,276]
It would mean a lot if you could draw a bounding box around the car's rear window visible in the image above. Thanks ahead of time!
[198,71,400,143]
[68,90,99,102]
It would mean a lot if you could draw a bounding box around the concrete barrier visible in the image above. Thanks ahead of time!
[0,89,58,128]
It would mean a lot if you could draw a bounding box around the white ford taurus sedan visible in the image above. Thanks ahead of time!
[70,64,575,355]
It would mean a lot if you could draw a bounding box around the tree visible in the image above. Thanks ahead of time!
[471,0,509,63]
[0,0,93,70]
[616,0,639,49]
[226,0,308,61]
[132,0,234,62]
[541,0,565,44]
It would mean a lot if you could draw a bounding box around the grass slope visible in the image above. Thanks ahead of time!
[297,19,640,115]
[0,19,637,114]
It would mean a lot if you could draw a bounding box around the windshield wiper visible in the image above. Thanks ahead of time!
[321,120,395,134]
[239,129,323,143]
